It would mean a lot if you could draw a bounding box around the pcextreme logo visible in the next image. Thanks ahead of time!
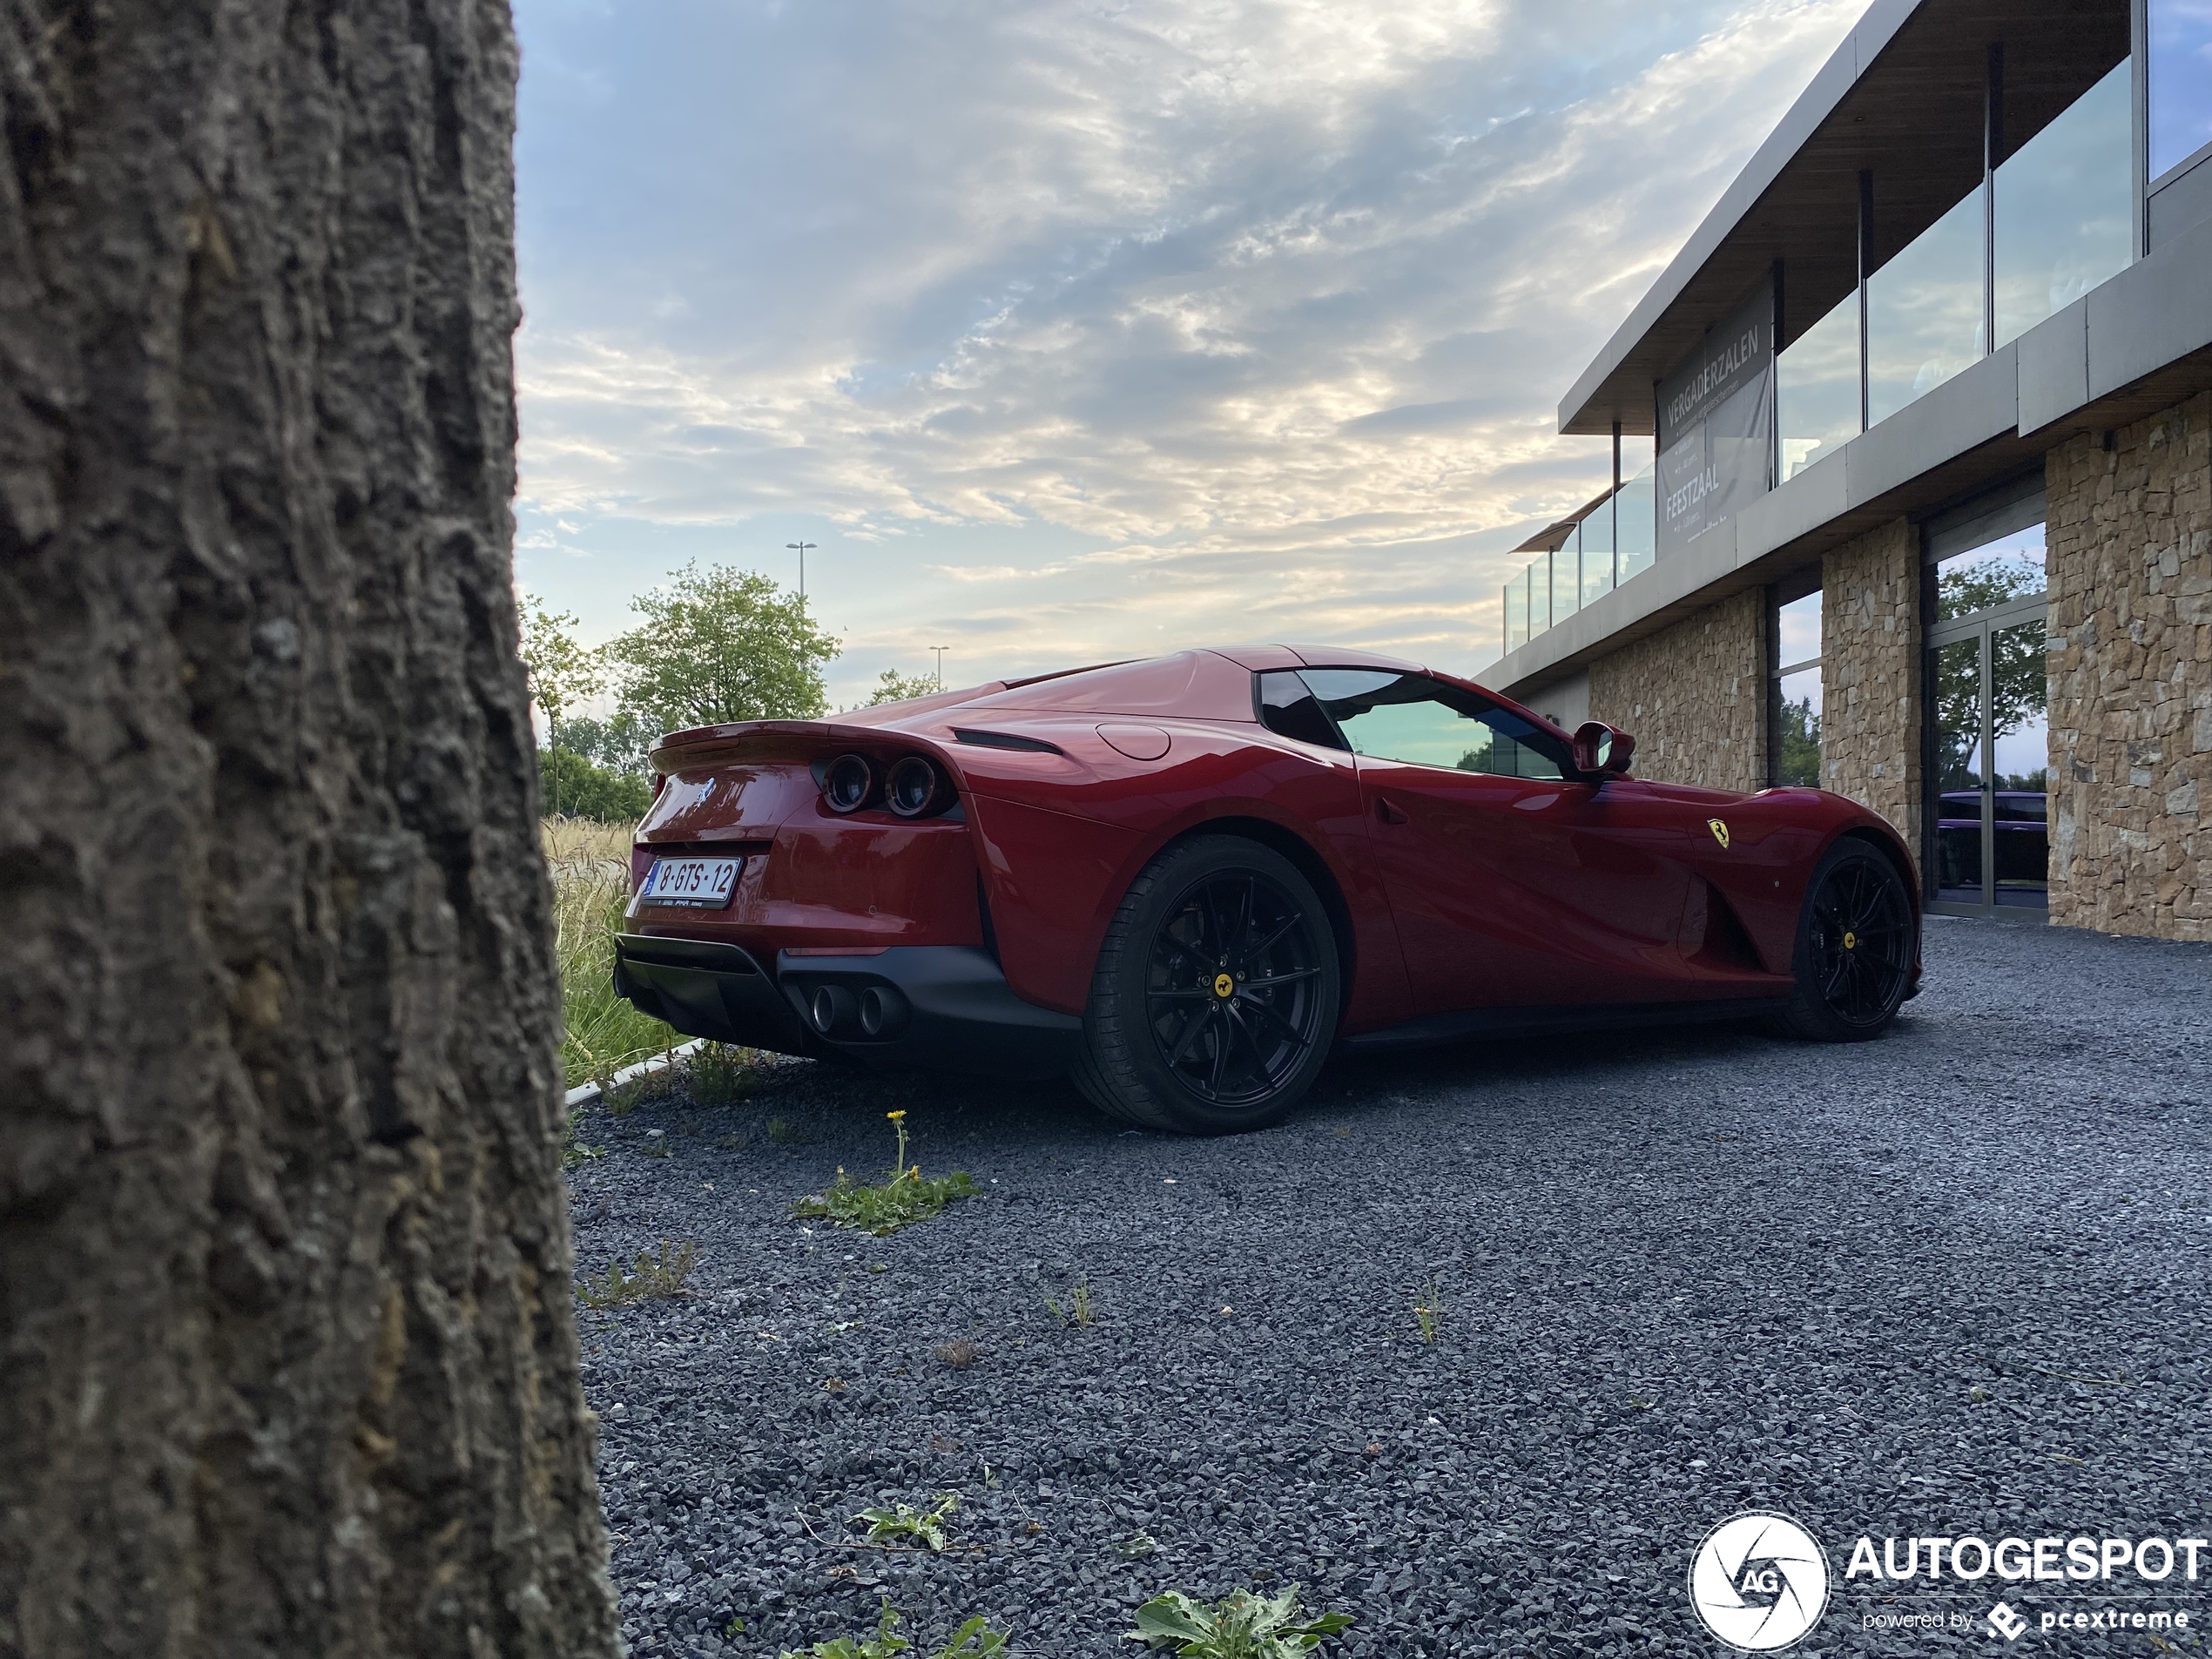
[1688,1511,1831,1651]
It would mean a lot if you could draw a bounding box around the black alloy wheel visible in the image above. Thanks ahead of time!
[1073,836,1340,1133]
[1775,840,1916,1041]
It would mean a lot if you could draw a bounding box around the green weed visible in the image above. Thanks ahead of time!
[1127,1586,1352,1657]
[767,1116,801,1145]
[576,1238,700,1309]
[779,1600,1006,1658]
[853,1493,960,1551]
[1413,1279,1443,1345]
[1045,1280,1095,1327]
[793,1111,979,1237]
[561,1108,604,1170]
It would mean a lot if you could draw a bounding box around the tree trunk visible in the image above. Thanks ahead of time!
[0,4,620,1656]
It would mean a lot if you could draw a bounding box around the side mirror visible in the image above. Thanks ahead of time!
[1572,720,1635,778]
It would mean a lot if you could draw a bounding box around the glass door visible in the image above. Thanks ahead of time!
[1926,598,2049,916]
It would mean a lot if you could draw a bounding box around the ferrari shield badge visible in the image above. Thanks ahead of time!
[1707,818,1731,850]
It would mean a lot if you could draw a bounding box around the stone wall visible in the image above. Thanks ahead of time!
[1588,587,1767,791]
[1821,517,1923,859]
[2045,393,2212,941]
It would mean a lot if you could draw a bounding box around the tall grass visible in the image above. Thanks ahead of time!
[545,818,678,1089]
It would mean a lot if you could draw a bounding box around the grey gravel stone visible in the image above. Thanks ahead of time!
[569,920,2212,1656]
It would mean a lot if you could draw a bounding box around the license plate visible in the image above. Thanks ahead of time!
[637,857,741,908]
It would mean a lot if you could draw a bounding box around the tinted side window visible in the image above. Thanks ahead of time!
[1257,671,1345,749]
[1300,669,1567,779]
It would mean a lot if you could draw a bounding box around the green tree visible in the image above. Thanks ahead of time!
[1933,561,2046,787]
[605,563,840,736]
[552,710,652,777]
[519,594,606,733]
[520,595,607,817]
[866,668,945,706]
[539,750,653,822]
[1774,695,1821,786]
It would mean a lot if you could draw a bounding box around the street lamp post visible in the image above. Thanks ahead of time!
[932,645,949,687]
[786,541,818,601]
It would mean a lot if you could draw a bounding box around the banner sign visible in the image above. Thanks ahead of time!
[1656,276,1775,559]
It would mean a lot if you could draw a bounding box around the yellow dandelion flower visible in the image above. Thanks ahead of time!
[887,1109,907,1122]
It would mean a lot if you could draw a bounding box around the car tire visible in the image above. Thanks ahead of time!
[1071,835,1340,1135]
[1771,838,1915,1042]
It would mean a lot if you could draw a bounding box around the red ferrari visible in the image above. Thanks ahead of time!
[612,646,1920,1133]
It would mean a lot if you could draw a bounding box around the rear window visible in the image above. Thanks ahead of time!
[1256,671,1346,749]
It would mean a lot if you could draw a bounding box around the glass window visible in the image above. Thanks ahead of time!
[1866,185,1986,427]
[1257,670,1346,750]
[1770,588,1823,787]
[1581,499,1615,607]
[1776,588,1822,669]
[1777,290,1860,480]
[1934,524,2045,622]
[1995,62,2131,347]
[1615,461,1656,583]
[1551,526,1580,624]
[1774,668,1823,787]
[1299,669,1568,779]
[2150,0,2212,179]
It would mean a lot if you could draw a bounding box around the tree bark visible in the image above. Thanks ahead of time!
[0,3,620,1656]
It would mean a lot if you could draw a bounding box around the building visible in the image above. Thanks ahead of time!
[1490,0,2210,940]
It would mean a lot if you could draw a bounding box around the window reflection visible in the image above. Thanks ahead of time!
[1776,589,1822,668]
[1615,462,1656,583]
[1995,62,2130,347]
[1935,525,2045,622]
[1581,500,1614,607]
[1777,291,1859,479]
[1771,589,1822,788]
[1299,669,1568,779]
[1866,187,1985,427]
[2150,0,2212,179]
[1551,526,1580,623]
[1774,668,1823,786]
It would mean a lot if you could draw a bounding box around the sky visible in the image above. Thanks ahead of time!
[512,0,1870,710]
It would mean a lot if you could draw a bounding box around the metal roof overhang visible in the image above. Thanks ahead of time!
[1559,0,2130,437]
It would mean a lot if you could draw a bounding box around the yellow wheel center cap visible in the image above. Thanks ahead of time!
[1843,931,1857,950]
[1213,973,1236,998]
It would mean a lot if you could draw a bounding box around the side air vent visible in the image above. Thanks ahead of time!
[952,728,1065,754]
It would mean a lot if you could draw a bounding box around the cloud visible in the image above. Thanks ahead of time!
[513,0,1865,700]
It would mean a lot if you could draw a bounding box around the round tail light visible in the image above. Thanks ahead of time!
[822,753,873,813]
[885,755,944,819]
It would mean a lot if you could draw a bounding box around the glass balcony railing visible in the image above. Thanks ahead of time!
[1777,290,1858,482]
[1581,497,1615,609]
[1615,462,1655,584]
[1995,61,2130,347]
[1501,461,1657,658]
[1552,523,1581,624]
[1866,185,1986,427]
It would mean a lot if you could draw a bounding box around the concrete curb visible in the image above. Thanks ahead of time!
[564,1040,707,1110]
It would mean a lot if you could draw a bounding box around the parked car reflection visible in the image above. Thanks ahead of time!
[1935,789,2048,905]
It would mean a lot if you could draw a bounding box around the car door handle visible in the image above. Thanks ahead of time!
[1375,796,1409,825]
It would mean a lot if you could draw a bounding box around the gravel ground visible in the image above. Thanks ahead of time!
[568,919,2212,1658]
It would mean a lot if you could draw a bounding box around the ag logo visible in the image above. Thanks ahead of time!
[1687,1511,1830,1651]
[1708,817,1731,849]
